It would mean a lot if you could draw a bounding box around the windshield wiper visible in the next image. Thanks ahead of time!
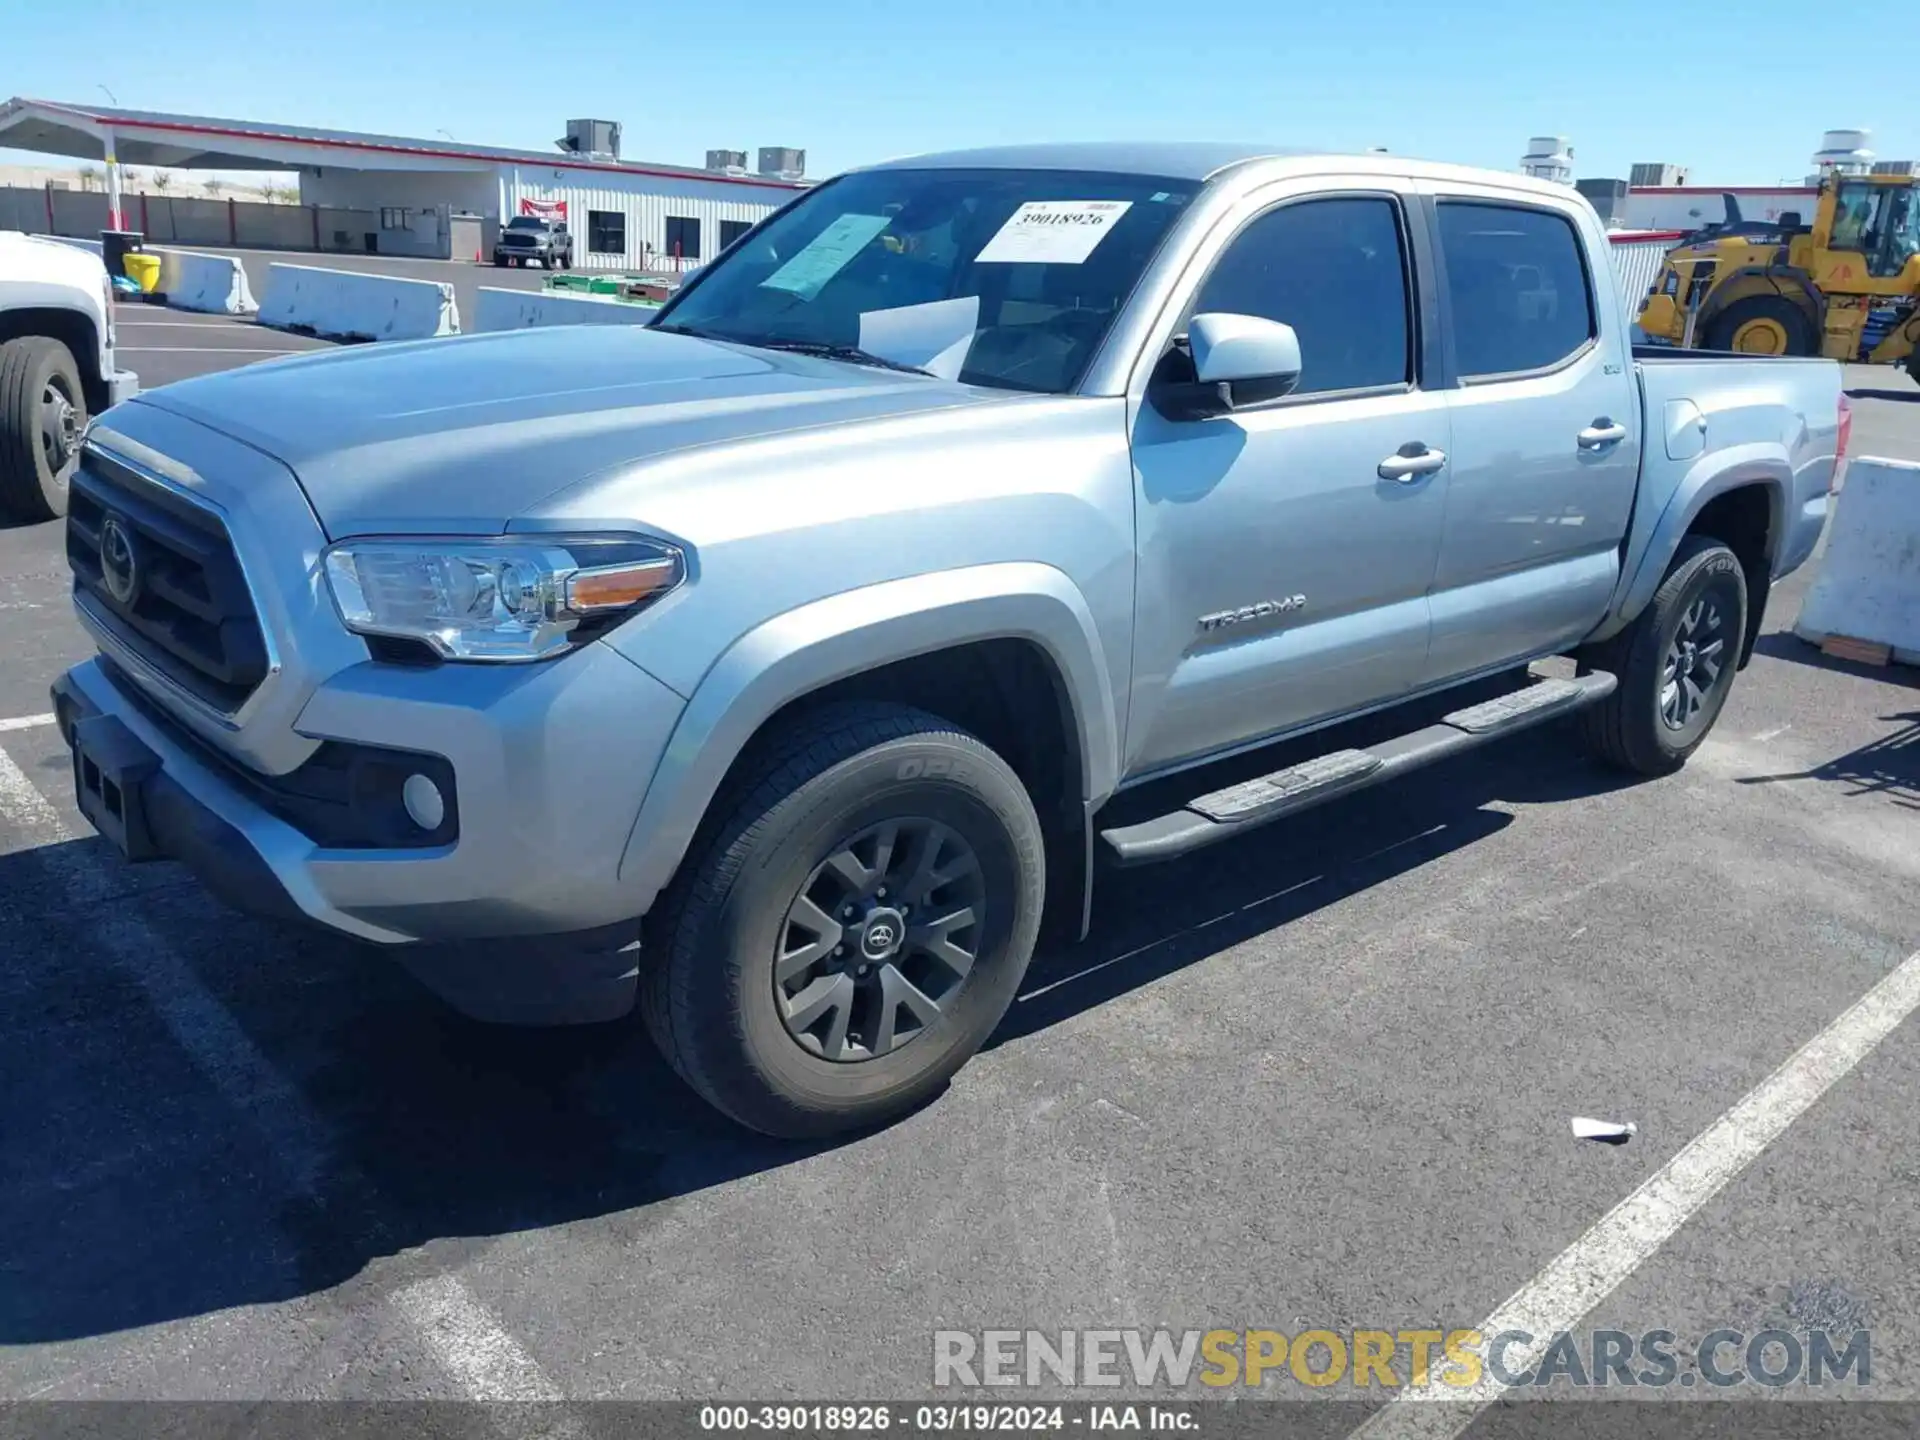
[746,339,935,377]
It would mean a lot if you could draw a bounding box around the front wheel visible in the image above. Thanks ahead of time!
[1579,536,1749,776]
[0,336,85,522]
[641,703,1045,1138]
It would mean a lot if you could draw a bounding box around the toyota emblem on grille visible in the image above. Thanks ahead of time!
[99,514,140,606]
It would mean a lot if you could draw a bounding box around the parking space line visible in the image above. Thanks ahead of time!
[0,744,62,838]
[1352,944,1920,1439]
[393,1275,573,1407]
[0,713,55,732]
[0,743,544,1398]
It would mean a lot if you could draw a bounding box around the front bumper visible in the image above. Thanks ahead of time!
[51,640,686,949]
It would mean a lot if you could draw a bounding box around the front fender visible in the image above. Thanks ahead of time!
[1594,442,1790,640]
[616,562,1121,916]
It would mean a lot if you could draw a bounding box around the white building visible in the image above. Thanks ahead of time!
[0,97,805,270]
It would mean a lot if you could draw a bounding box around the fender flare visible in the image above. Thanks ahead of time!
[1595,443,1790,641]
[616,562,1122,915]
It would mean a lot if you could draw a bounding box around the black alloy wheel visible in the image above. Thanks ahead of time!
[774,818,985,1062]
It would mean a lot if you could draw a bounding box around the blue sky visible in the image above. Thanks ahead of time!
[3,0,1911,185]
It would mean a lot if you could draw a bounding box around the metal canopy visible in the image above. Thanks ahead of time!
[0,96,805,188]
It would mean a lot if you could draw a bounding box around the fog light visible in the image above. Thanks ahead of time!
[402,773,446,832]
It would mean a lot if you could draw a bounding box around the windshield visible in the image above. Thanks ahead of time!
[655,167,1194,393]
[506,216,548,231]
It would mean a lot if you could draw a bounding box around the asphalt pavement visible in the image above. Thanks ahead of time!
[0,343,1917,1426]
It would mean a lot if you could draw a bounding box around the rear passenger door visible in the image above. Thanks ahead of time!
[1417,193,1640,685]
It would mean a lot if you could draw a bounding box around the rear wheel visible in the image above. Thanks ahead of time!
[1579,536,1749,776]
[640,703,1045,1138]
[1704,296,1814,356]
[0,336,84,523]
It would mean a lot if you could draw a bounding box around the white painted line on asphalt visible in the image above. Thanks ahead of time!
[116,319,254,328]
[394,1275,573,1406]
[0,712,55,732]
[0,744,540,1399]
[0,744,62,838]
[1351,944,1920,1439]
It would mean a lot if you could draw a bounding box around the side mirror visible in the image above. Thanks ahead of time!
[1153,313,1304,420]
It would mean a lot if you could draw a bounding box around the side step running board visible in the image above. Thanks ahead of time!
[1101,671,1617,866]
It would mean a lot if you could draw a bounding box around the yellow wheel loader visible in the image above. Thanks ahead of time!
[1636,174,1920,381]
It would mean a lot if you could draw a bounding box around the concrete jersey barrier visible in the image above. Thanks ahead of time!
[1793,455,1920,664]
[258,262,459,342]
[473,287,660,333]
[157,249,257,315]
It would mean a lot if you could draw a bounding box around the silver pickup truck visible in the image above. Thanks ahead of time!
[51,144,1845,1137]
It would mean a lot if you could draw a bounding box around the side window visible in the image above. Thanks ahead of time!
[1436,203,1595,378]
[1192,197,1411,396]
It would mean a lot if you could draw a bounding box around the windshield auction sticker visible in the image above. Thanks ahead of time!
[760,213,892,300]
[974,200,1134,265]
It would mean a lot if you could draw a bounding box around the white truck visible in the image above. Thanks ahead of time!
[0,232,139,522]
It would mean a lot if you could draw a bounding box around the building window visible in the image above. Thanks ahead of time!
[665,215,702,260]
[379,207,413,230]
[587,209,626,255]
[719,218,753,252]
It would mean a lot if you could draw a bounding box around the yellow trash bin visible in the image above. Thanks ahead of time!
[123,252,162,295]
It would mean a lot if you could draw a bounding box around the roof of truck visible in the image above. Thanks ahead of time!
[863,142,1313,181]
[862,143,1584,203]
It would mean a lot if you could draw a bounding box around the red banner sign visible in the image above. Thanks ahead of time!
[518,198,568,220]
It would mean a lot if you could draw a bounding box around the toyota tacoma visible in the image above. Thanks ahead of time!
[51,145,1845,1137]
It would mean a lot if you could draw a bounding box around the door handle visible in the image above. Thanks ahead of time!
[1578,419,1629,450]
[1377,446,1447,482]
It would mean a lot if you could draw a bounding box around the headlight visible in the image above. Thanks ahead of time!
[323,535,684,662]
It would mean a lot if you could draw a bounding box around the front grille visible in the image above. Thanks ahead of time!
[67,446,270,714]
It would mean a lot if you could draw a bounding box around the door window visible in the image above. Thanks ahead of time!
[1191,197,1412,397]
[1436,203,1595,378]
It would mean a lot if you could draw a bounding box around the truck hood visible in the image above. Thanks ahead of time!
[132,325,1007,537]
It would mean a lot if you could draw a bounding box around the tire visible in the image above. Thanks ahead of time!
[540,255,552,270]
[640,702,1045,1138]
[492,256,506,267]
[1703,296,1814,357]
[0,336,84,523]
[1579,535,1749,776]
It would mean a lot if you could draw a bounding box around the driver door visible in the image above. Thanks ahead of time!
[1125,185,1451,776]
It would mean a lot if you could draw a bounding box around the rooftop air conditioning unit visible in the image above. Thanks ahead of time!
[558,119,622,160]
[757,146,806,181]
[706,148,749,175]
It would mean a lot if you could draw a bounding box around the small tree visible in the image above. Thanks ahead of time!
[150,170,174,194]
[202,176,225,198]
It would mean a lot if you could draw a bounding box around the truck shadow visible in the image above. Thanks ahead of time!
[0,724,1635,1346]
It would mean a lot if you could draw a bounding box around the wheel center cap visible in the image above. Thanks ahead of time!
[858,906,906,962]
[1679,641,1697,676]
